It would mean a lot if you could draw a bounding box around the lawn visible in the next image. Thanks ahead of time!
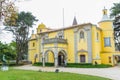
[0,69,111,80]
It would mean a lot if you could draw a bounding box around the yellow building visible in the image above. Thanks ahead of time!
[28,8,120,67]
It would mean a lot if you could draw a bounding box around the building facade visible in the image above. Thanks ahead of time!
[28,8,120,67]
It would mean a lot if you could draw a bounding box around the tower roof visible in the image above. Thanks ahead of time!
[101,7,111,21]
[38,23,46,29]
[72,16,78,25]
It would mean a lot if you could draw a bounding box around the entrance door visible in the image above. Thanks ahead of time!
[58,55,62,66]
[80,55,85,63]
[58,53,65,66]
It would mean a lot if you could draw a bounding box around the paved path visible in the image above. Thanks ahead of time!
[14,65,120,80]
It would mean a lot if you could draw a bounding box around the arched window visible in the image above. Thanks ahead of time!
[40,29,42,32]
[33,42,35,47]
[80,31,84,39]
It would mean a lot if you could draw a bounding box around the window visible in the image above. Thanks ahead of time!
[104,37,111,47]
[58,31,63,39]
[109,57,111,63]
[59,35,63,39]
[40,29,42,32]
[96,32,99,41]
[45,34,48,39]
[33,42,35,47]
[80,31,84,39]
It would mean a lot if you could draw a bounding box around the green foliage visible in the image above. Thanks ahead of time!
[110,2,120,17]
[0,69,111,80]
[33,62,54,66]
[110,2,120,51]
[0,41,16,62]
[66,63,112,68]
[16,11,38,27]
[8,41,16,55]
[4,11,38,64]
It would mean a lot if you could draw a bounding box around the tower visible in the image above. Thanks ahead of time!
[37,23,46,34]
[99,8,115,52]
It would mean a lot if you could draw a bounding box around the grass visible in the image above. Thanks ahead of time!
[0,69,111,80]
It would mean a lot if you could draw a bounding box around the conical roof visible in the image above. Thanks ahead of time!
[72,16,78,25]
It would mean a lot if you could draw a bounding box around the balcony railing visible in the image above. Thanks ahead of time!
[43,38,67,44]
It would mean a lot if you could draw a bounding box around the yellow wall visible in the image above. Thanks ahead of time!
[77,30,87,51]
[99,21,115,52]
[100,53,113,65]
[98,21,116,65]
[48,51,54,63]
[92,25,101,64]
[28,40,39,63]
[48,32,57,38]
[64,29,75,63]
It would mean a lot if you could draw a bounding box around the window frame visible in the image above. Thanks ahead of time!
[80,31,84,39]
[104,37,111,47]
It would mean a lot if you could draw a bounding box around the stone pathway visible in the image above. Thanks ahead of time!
[14,65,120,80]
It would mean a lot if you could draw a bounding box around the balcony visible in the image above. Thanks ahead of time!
[43,38,67,44]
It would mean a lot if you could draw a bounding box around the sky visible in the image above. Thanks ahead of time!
[0,0,120,43]
[15,0,120,28]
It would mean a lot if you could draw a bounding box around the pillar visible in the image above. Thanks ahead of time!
[54,57,58,67]
[42,55,45,67]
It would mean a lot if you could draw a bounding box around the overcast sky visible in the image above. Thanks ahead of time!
[0,0,120,43]
[15,0,120,29]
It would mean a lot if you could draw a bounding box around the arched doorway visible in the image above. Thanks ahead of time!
[44,50,55,66]
[58,51,67,66]
[113,55,120,66]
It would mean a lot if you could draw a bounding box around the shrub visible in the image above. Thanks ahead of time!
[33,62,54,67]
[66,63,112,68]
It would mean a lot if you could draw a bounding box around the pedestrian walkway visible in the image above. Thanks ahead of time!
[14,65,120,80]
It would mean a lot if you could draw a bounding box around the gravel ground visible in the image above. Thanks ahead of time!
[14,65,120,80]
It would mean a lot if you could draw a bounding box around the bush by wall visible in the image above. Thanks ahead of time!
[33,62,54,67]
[66,63,112,68]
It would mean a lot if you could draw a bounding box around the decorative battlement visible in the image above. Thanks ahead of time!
[43,38,67,44]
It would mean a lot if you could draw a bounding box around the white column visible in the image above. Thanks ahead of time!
[54,56,58,67]
[42,53,45,67]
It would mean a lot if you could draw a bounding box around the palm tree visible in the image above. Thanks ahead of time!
[110,2,120,51]
[110,2,120,17]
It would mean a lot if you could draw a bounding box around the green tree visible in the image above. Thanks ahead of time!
[0,41,7,58]
[110,2,120,51]
[0,41,16,62]
[4,11,38,64]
